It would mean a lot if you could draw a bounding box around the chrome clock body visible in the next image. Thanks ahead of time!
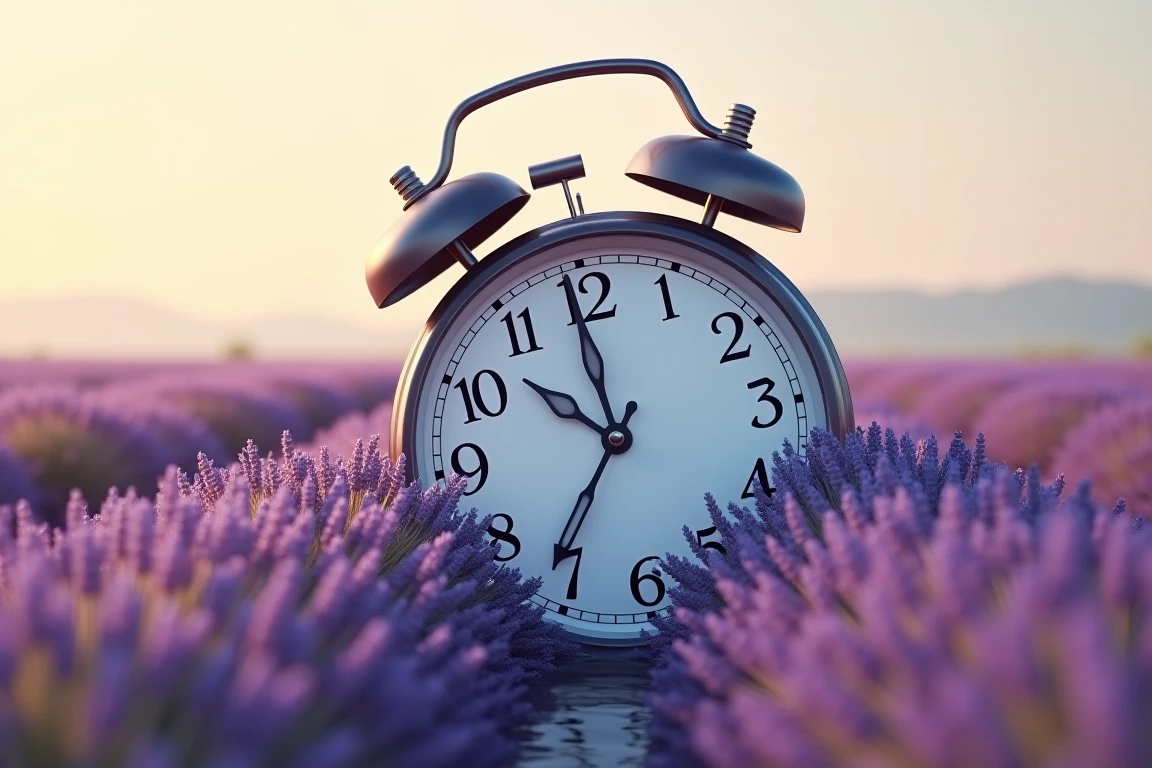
[389,213,853,645]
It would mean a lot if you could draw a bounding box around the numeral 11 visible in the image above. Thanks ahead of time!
[501,308,542,357]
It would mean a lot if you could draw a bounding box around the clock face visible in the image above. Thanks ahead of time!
[398,225,842,645]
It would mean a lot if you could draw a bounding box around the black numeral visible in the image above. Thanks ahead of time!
[454,370,508,423]
[747,377,784,428]
[630,556,666,607]
[450,443,489,495]
[501,308,542,357]
[555,547,583,600]
[560,271,617,324]
[695,526,727,556]
[486,513,521,562]
[741,457,774,499]
[654,274,679,321]
[711,312,751,363]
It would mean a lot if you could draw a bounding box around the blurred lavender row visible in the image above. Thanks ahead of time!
[648,426,1151,767]
[0,432,573,767]
[0,362,401,525]
[847,358,1152,516]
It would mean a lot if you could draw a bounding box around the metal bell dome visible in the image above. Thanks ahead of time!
[365,170,529,308]
[625,105,805,232]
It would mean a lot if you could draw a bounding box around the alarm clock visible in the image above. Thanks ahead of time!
[366,59,853,646]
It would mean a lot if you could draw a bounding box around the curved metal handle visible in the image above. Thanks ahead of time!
[403,58,738,208]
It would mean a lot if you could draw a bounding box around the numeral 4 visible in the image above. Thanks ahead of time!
[741,457,775,499]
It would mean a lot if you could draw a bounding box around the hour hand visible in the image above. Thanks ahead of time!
[523,378,605,435]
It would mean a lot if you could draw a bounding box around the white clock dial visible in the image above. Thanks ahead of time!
[403,231,832,644]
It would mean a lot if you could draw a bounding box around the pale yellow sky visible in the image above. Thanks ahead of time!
[2,0,1150,334]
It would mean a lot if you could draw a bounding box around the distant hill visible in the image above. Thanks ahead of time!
[0,296,414,360]
[1,278,1150,360]
[808,277,1152,356]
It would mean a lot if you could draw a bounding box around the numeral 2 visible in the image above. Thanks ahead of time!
[454,370,507,423]
[501,308,542,357]
[711,312,751,363]
[747,377,784,428]
[487,513,521,562]
[741,457,775,499]
[560,271,616,324]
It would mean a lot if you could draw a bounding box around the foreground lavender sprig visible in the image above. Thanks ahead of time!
[648,425,1146,767]
[0,434,572,766]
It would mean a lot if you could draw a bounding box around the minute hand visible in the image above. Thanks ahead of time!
[561,273,614,424]
[554,400,638,560]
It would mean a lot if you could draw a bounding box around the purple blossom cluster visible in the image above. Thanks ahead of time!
[0,386,170,526]
[1053,396,1152,518]
[0,431,572,767]
[102,376,312,452]
[303,401,393,458]
[0,439,37,507]
[648,425,1148,767]
[975,378,1143,474]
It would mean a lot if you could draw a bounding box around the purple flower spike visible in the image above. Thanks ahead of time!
[0,428,572,766]
[650,424,1152,767]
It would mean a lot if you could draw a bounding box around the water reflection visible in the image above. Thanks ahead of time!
[516,648,651,767]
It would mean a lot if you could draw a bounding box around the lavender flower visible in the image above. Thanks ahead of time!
[0,436,572,766]
[0,439,38,507]
[910,366,1032,436]
[1052,396,1152,518]
[303,401,393,457]
[0,386,166,527]
[974,379,1142,473]
[262,375,361,434]
[851,399,933,443]
[98,393,230,467]
[648,425,1147,767]
[103,375,309,453]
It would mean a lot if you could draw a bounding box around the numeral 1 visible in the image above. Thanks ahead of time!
[741,457,775,499]
[654,274,679,321]
[500,308,542,357]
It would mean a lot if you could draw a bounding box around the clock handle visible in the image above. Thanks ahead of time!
[395,58,743,210]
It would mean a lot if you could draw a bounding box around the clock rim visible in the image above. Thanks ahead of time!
[387,211,855,644]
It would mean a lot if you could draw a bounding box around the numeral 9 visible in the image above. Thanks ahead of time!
[450,443,488,495]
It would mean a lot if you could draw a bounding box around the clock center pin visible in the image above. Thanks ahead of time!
[608,430,625,447]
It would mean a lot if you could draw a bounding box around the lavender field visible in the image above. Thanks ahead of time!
[1,357,1151,767]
